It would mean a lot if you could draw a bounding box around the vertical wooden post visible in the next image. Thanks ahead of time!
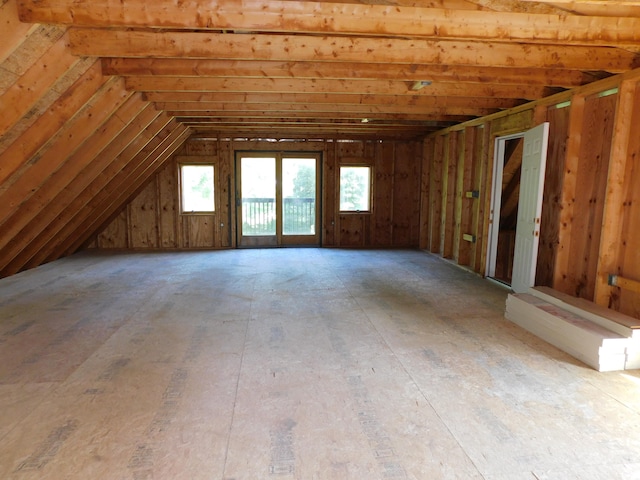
[419,138,434,250]
[475,124,491,274]
[429,135,444,253]
[441,132,457,258]
[533,104,548,126]
[457,127,476,266]
[553,94,585,293]
[594,80,638,307]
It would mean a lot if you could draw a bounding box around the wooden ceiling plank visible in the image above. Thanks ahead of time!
[521,0,640,17]
[20,114,179,271]
[0,108,169,273]
[2,24,67,77]
[0,60,106,186]
[126,77,550,100]
[68,30,639,73]
[0,103,165,273]
[60,124,192,258]
[0,33,81,137]
[0,104,163,274]
[18,0,640,46]
[0,0,39,64]
[0,57,96,156]
[0,77,132,228]
[145,92,520,109]
[102,58,590,88]
[0,95,153,267]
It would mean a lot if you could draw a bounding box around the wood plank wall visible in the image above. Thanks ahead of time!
[90,137,422,250]
[421,69,640,319]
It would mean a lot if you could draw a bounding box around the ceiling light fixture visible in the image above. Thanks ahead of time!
[411,80,432,91]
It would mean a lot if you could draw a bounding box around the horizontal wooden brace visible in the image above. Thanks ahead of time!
[101,58,592,88]
[126,77,548,100]
[143,92,520,110]
[159,104,494,118]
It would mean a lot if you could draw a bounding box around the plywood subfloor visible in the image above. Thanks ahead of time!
[0,249,639,479]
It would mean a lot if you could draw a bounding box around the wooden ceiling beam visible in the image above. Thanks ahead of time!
[161,106,494,118]
[182,123,432,132]
[144,92,520,109]
[185,125,431,139]
[153,102,505,116]
[126,77,551,100]
[179,119,435,126]
[68,30,638,73]
[101,58,594,88]
[18,0,640,47]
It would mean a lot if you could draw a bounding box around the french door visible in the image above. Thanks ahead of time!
[236,152,321,247]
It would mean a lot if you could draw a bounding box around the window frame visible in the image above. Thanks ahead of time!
[338,164,373,214]
[178,162,216,215]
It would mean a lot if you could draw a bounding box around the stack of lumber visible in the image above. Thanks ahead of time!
[505,288,640,372]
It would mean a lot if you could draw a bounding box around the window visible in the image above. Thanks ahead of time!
[180,164,214,213]
[339,165,371,212]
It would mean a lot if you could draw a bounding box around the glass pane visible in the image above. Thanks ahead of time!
[282,158,316,236]
[339,166,370,211]
[241,157,276,236]
[181,165,214,212]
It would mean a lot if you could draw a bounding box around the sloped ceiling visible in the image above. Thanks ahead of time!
[1,0,640,277]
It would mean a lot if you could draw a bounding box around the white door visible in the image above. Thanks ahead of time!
[511,122,550,293]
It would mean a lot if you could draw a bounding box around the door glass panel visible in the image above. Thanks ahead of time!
[282,158,316,236]
[241,157,276,236]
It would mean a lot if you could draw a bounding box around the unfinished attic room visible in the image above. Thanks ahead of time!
[4,0,640,478]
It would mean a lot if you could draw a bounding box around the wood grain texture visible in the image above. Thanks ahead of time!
[536,103,570,288]
[566,92,616,300]
[92,138,423,251]
[594,81,639,308]
[20,0,640,46]
[103,58,590,88]
[68,29,638,73]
